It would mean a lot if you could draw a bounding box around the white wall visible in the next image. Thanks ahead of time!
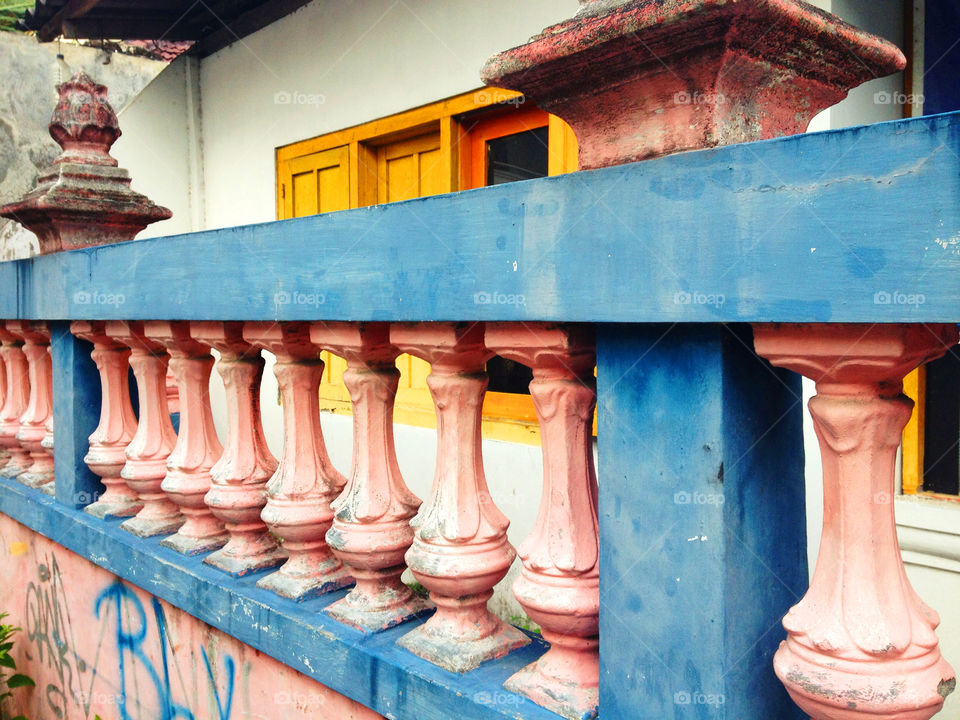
[113,56,203,238]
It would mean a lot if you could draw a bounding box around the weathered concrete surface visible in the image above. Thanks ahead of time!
[482,0,906,167]
[0,513,386,720]
[0,32,166,259]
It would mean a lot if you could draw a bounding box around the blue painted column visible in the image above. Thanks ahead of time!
[50,321,102,508]
[596,323,808,719]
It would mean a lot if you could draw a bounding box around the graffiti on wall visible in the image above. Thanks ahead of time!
[22,551,237,720]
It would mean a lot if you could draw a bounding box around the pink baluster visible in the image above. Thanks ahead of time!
[166,368,180,415]
[108,321,183,538]
[190,321,284,575]
[40,347,54,467]
[72,321,142,518]
[0,326,29,478]
[12,322,54,490]
[753,323,957,720]
[243,322,352,600]
[391,322,529,672]
[310,322,430,631]
[486,324,598,720]
[144,321,227,555]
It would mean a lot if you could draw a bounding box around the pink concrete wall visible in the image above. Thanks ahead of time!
[0,514,385,720]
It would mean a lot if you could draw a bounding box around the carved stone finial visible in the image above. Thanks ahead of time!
[50,71,121,167]
[0,72,171,254]
[482,0,907,168]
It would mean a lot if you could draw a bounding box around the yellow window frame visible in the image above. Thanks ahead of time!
[276,89,579,445]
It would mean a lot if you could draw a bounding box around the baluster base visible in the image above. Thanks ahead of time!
[256,551,353,602]
[504,637,599,720]
[84,496,143,519]
[39,482,55,497]
[17,470,54,488]
[776,638,955,720]
[160,527,229,556]
[325,572,433,632]
[85,453,142,518]
[121,509,185,538]
[398,592,530,673]
[0,452,31,478]
[205,536,286,576]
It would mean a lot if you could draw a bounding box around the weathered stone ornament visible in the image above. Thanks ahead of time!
[244,323,352,600]
[10,322,54,490]
[0,71,171,253]
[311,322,431,632]
[191,322,284,575]
[72,321,142,518]
[482,0,907,167]
[392,323,529,672]
[109,321,184,538]
[486,324,598,720]
[145,321,227,555]
[0,326,31,478]
[754,324,957,720]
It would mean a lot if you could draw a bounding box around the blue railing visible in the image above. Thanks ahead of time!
[1,111,959,720]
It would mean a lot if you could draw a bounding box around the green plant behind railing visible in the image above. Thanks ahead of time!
[0,0,31,33]
[0,612,33,720]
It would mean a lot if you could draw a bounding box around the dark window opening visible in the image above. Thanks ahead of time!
[483,126,548,394]
[486,126,549,186]
[922,343,960,495]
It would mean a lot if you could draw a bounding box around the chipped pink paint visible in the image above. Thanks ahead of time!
[108,321,184,538]
[0,326,31,479]
[486,323,599,720]
[391,323,529,673]
[0,71,171,253]
[144,321,227,555]
[0,516,387,720]
[243,322,352,600]
[11,322,54,491]
[72,321,142,519]
[753,323,957,720]
[310,322,430,631]
[481,0,907,167]
[190,322,284,576]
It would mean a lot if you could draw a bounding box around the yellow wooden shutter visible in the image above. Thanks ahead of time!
[279,145,350,218]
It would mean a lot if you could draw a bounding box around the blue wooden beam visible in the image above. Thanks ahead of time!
[0,112,957,323]
[595,323,808,719]
[0,477,559,720]
[50,322,103,508]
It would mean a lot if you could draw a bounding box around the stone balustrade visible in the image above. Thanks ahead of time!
[0,3,955,720]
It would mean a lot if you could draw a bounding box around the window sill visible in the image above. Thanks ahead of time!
[896,494,960,572]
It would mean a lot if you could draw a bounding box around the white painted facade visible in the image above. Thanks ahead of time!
[110,0,960,707]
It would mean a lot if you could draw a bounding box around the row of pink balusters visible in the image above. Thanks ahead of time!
[0,319,599,720]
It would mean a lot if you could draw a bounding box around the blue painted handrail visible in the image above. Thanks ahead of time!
[0,111,957,324]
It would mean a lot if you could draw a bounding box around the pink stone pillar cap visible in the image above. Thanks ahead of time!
[482,0,906,167]
[0,71,171,254]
